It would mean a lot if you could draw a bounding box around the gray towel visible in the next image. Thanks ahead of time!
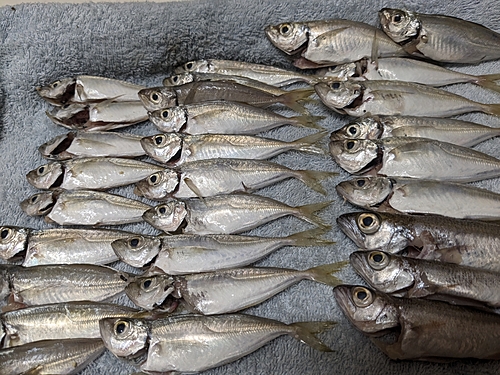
[1,0,500,374]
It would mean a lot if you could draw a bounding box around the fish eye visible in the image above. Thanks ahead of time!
[0,228,11,240]
[37,165,47,175]
[51,81,60,88]
[150,92,161,104]
[357,213,381,234]
[185,62,194,71]
[154,135,166,146]
[142,278,153,290]
[62,104,70,109]
[330,82,341,90]
[392,13,402,23]
[347,125,359,136]
[345,140,359,152]
[368,251,390,270]
[114,320,130,336]
[30,195,39,203]
[279,23,292,35]
[148,173,160,185]
[172,76,178,83]
[129,237,140,248]
[352,286,374,307]
[161,110,170,119]
[157,205,169,215]
[356,179,366,187]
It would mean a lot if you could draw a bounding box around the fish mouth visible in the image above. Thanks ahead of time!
[335,183,351,203]
[332,285,355,317]
[349,252,368,278]
[336,215,366,248]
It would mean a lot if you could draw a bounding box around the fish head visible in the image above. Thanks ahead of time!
[26,162,64,190]
[316,63,357,81]
[0,226,29,260]
[148,107,187,133]
[140,134,183,164]
[350,251,414,294]
[126,274,175,310]
[174,60,211,74]
[329,139,379,174]
[138,87,177,112]
[265,22,309,55]
[335,177,393,208]
[314,81,362,114]
[379,8,420,43]
[330,117,382,142]
[163,73,195,87]
[333,285,399,334]
[20,191,56,216]
[142,200,188,232]
[99,317,149,358]
[36,77,76,105]
[134,170,180,201]
[38,132,76,160]
[112,235,162,268]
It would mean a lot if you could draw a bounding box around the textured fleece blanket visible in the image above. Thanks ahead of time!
[0,0,500,374]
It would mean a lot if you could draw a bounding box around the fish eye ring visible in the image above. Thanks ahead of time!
[367,251,390,270]
[114,320,130,336]
[0,227,12,240]
[352,286,373,307]
[357,213,380,234]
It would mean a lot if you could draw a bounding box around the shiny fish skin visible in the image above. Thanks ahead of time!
[315,80,500,118]
[0,301,139,348]
[0,264,131,306]
[148,100,322,135]
[0,226,29,261]
[331,116,500,147]
[141,132,326,165]
[100,314,334,373]
[379,8,500,63]
[350,250,500,309]
[0,338,105,375]
[20,190,151,226]
[336,177,500,221]
[112,228,333,273]
[329,137,500,182]
[334,285,500,360]
[39,131,145,161]
[27,157,164,191]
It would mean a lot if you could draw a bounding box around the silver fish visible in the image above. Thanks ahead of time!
[379,8,500,63]
[141,132,326,165]
[265,19,407,68]
[142,194,330,234]
[0,301,140,348]
[148,100,322,134]
[111,228,333,272]
[336,176,500,220]
[100,314,334,373]
[173,59,320,86]
[318,58,500,93]
[36,77,76,106]
[330,115,500,147]
[20,190,151,226]
[133,159,336,200]
[39,131,145,160]
[126,262,345,313]
[315,80,500,117]
[0,264,131,307]
[334,285,500,360]
[27,158,164,190]
[0,338,105,375]
[329,137,500,182]
[0,226,134,266]
[350,250,500,309]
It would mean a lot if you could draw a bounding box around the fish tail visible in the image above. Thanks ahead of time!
[294,169,338,195]
[476,74,500,94]
[305,261,348,286]
[484,103,500,117]
[295,200,331,227]
[278,88,316,114]
[285,227,335,247]
[289,114,326,130]
[292,130,328,155]
[289,321,336,352]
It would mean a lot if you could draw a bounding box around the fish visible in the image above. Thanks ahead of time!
[137,81,314,114]
[133,158,336,200]
[27,157,164,190]
[142,194,330,234]
[111,228,334,273]
[39,131,145,160]
[0,264,131,307]
[329,137,500,182]
[350,250,500,309]
[140,132,326,165]
[317,58,500,93]
[315,80,500,118]
[46,101,149,132]
[0,301,141,348]
[126,262,345,313]
[0,338,105,375]
[36,77,76,106]
[20,190,151,226]
[265,19,407,68]
[100,314,334,373]
[148,100,323,135]
[335,176,500,220]
[334,285,500,360]
[379,8,500,63]
[330,115,500,147]
[0,226,134,266]
[172,59,320,86]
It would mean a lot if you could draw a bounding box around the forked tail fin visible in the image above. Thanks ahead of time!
[289,321,337,352]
